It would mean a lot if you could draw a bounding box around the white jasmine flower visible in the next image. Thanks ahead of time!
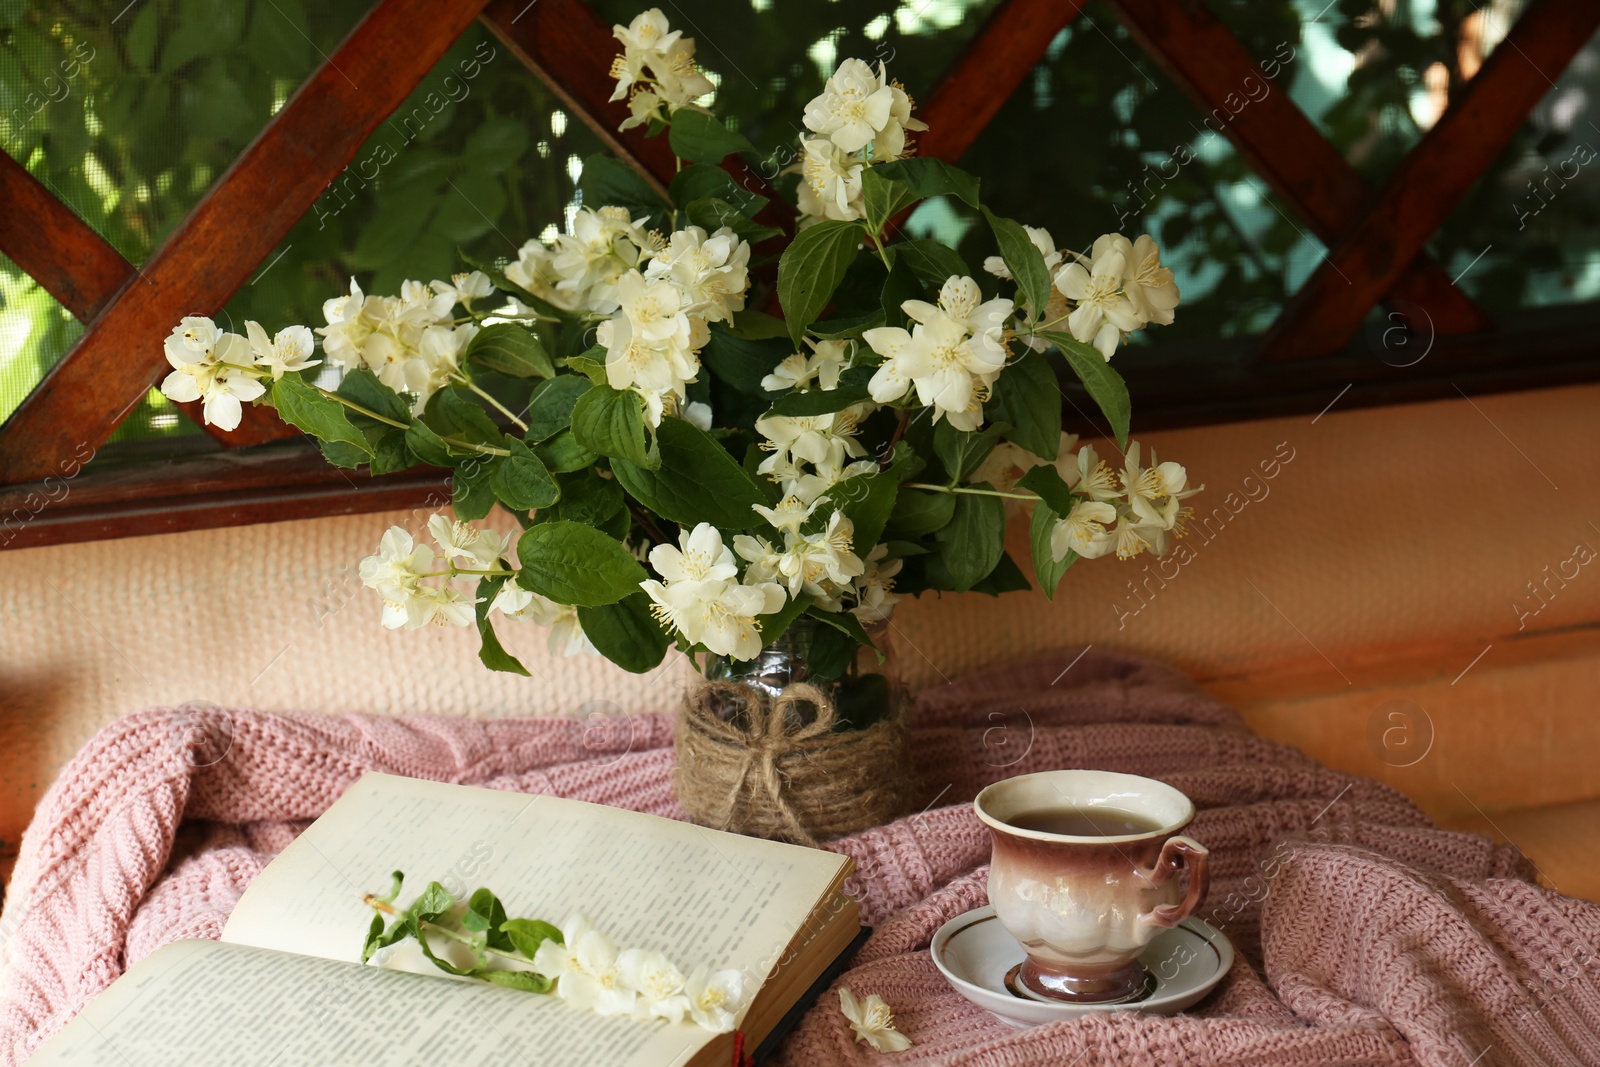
[1116,234,1180,326]
[850,544,902,623]
[532,914,635,1016]
[781,456,878,506]
[1111,511,1169,559]
[642,524,785,658]
[794,138,865,222]
[160,321,265,431]
[427,514,507,569]
[1119,441,1197,531]
[649,522,739,584]
[752,495,822,534]
[1064,443,1121,503]
[838,986,911,1053]
[431,270,495,309]
[683,400,713,430]
[803,59,925,159]
[619,949,691,1024]
[644,225,751,325]
[357,527,476,629]
[608,8,712,116]
[755,409,867,475]
[244,321,319,380]
[317,278,368,367]
[493,583,598,657]
[684,965,743,1034]
[552,206,650,314]
[506,239,585,313]
[1053,241,1140,360]
[1050,498,1117,561]
[597,311,699,428]
[734,510,863,600]
[761,338,851,393]
[983,224,1062,282]
[863,276,1012,430]
[616,269,693,348]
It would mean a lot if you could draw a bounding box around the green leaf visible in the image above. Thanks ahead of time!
[570,385,657,469]
[763,383,871,418]
[982,207,1053,317]
[729,310,792,340]
[777,220,866,345]
[467,323,554,379]
[889,239,971,291]
[407,881,455,923]
[478,969,554,993]
[886,488,956,539]
[270,373,372,456]
[500,918,564,959]
[821,470,898,553]
[466,116,529,172]
[1041,330,1132,448]
[525,376,593,443]
[700,327,787,398]
[453,459,498,521]
[490,438,560,511]
[533,429,598,473]
[611,418,768,529]
[871,158,980,207]
[320,436,372,469]
[804,621,862,683]
[989,350,1063,461]
[934,421,1009,482]
[807,603,880,653]
[405,421,456,467]
[464,888,512,950]
[808,310,884,338]
[473,575,530,675]
[516,521,646,607]
[669,163,767,217]
[971,551,1031,595]
[577,592,670,673]
[1029,503,1077,600]
[929,489,1006,592]
[1016,464,1077,516]
[336,368,411,425]
[362,913,387,964]
[369,429,415,475]
[668,107,757,164]
[577,154,670,230]
[564,348,610,386]
[541,468,625,528]
[426,387,502,445]
[757,590,811,643]
[685,198,782,245]
[879,254,923,329]
[861,166,914,236]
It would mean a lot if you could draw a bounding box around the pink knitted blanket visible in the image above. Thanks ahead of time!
[2,650,1594,1066]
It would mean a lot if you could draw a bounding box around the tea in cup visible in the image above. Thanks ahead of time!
[974,769,1210,1003]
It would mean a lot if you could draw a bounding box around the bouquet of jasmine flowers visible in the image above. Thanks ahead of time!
[160,7,1196,681]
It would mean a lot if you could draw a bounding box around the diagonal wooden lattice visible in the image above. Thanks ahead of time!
[0,0,1593,487]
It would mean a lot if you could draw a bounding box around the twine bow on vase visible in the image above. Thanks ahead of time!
[676,678,914,847]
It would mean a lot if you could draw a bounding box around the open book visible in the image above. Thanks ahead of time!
[31,773,860,1066]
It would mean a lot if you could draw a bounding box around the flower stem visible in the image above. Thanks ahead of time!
[867,230,893,271]
[902,481,1040,501]
[454,373,529,432]
[317,389,511,458]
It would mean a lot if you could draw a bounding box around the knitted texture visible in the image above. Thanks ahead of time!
[0,649,1578,1066]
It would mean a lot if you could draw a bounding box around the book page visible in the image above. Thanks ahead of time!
[223,773,849,1019]
[29,939,715,1067]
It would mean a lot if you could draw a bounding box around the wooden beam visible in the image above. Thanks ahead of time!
[915,0,1090,164]
[0,444,450,551]
[0,152,130,321]
[0,153,301,448]
[1261,0,1600,360]
[0,0,490,484]
[1108,0,1491,336]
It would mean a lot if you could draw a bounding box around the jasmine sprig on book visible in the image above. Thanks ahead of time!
[362,872,744,1032]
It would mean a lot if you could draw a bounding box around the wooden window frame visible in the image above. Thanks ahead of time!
[1,0,1596,549]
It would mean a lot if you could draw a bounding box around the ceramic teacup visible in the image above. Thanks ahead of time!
[974,769,1210,1003]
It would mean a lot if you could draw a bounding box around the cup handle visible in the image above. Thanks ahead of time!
[1139,835,1210,929]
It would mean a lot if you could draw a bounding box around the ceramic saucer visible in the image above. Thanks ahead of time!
[931,906,1234,1028]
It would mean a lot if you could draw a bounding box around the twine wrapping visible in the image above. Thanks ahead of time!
[675,679,915,846]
